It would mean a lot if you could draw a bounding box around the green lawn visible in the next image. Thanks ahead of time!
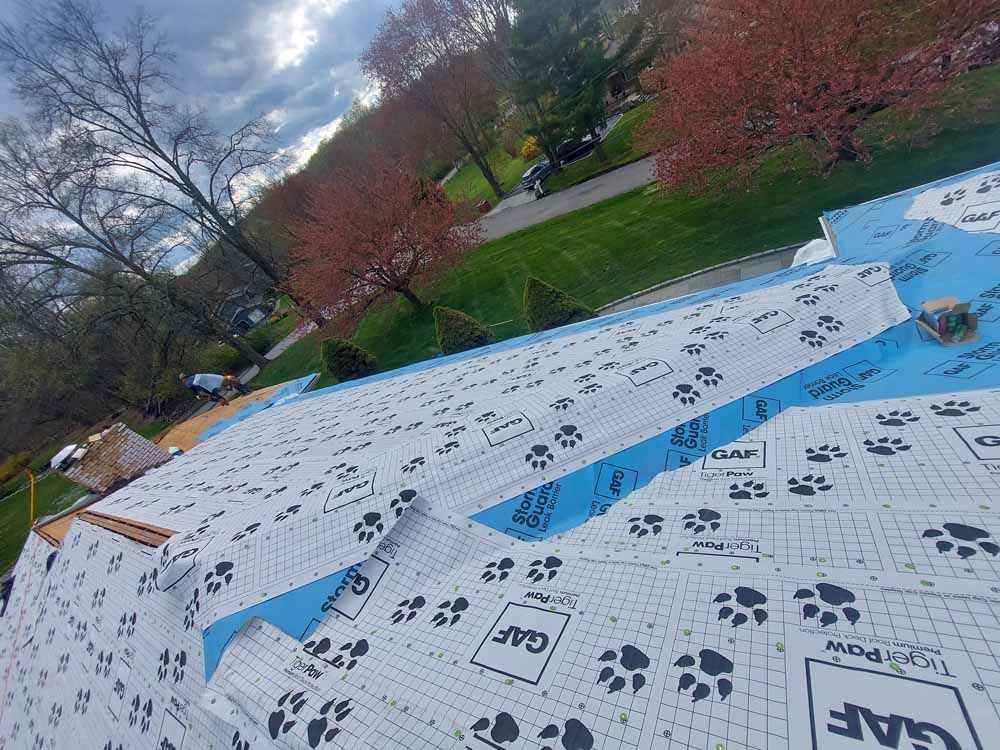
[252,333,334,390]
[543,99,655,193]
[443,148,540,207]
[354,68,1000,370]
[0,472,87,574]
[261,66,1000,381]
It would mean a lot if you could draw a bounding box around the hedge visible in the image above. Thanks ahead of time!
[522,276,596,332]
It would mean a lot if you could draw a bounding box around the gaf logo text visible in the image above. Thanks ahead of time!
[702,441,766,470]
[953,425,1000,462]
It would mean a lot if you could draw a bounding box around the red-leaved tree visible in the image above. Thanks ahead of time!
[642,0,999,189]
[289,160,480,329]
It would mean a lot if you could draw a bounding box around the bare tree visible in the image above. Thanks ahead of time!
[0,0,287,286]
[0,118,269,367]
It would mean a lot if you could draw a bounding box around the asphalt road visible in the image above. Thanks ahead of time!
[481,155,657,241]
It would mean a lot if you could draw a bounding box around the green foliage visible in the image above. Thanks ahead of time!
[509,0,608,158]
[0,452,31,486]
[321,338,378,382]
[523,277,597,332]
[191,341,249,376]
[433,306,495,355]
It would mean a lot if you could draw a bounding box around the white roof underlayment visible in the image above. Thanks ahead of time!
[2,161,1000,749]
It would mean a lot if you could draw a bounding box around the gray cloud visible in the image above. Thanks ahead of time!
[0,0,399,164]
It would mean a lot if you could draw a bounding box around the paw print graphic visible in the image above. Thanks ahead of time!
[922,523,999,559]
[537,719,595,750]
[49,701,63,728]
[435,441,460,455]
[157,648,170,681]
[796,293,820,306]
[231,523,260,542]
[204,561,235,595]
[304,637,369,670]
[353,512,384,543]
[713,587,768,627]
[172,650,187,684]
[550,397,574,411]
[91,586,106,608]
[481,557,515,582]
[597,644,651,694]
[330,640,369,670]
[107,551,122,575]
[526,555,563,583]
[525,444,554,469]
[73,688,90,715]
[620,340,640,351]
[431,597,469,627]
[95,650,113,678]
[976,174,1000,194]
[628,514,664,538]
[501,384,521,394]
[864,437,911,456]
[794,583,861,627]
[689,325,711,335]
[306,697,353,748]
[814,284,838,293]
[555,425,583,448]
[787,474,833,496]
[578,382,602,394]
[232,730,251,750]
[475,411,497,424]
[391,596,426,624]
[673,648,734,702]
[117,611,137,638]
[598,361,620,371]
[672,383,701,405]
[877,409,920,427]
[183,589,200,631]
[274,505,301,523]
[694,366,724,386]
[805,444,846,463]
[681,342,706,356]
[57,653,70,674]
[930,400,981,417]
[816,315,843,333]
[728,481,768,500]
[389,489,416,518]
[703,330,729,341]
[471,712,520,747]
[939,187,967,206]
[268,691,308,740]
[446,424,469,436]
[799,329,827,348]
[574,373,595,383]
[682,509,721,534]
[138,697,154,733]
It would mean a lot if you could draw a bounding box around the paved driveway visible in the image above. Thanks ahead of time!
[481,155,657,241]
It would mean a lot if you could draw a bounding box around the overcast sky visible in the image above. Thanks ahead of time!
[0,0,398,170]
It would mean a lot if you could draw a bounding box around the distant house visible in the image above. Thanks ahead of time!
[215,288,275,334]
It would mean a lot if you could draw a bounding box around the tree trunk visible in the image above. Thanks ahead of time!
[221,328,269,369]
[468,148,504,200]
[397,287,426,309]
